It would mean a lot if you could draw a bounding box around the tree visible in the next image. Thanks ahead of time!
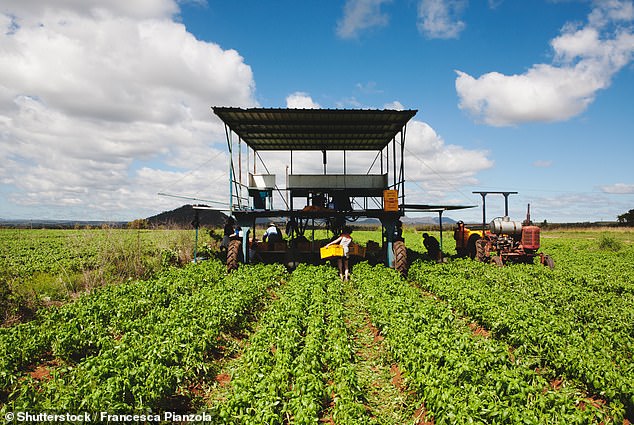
[128,219,149,229]
[617,209,634,226]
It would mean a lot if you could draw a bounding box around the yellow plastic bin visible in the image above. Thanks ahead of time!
[320,245,343,259]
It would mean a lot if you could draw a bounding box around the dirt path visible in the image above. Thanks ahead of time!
[342,279,425,424]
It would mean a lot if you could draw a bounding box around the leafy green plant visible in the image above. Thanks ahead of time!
[355,262,620,424]
[598,233,622,251]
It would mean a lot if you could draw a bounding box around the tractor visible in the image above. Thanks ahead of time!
[454,191,554,268]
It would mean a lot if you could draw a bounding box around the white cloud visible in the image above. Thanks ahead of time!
[336,0,392,39]
[588,0,634,27]
[1,0,180,21]
[417,0,467,39]
[0,1,256,220]
[356,81,383,94]
[286,92,321,109]
[530,191,627,222]
[403,120,493,191]
[600,183,634,194]
[383,101,405,110]
[221,110,493,211]
[488,0,504,9]
[456,0,634,126]
[532,160,553,168]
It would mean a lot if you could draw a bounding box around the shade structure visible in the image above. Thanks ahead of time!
[212,107,417,151]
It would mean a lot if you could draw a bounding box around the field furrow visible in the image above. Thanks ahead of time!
[1,261,285,413]
[354,262,619,424]
[408,253,634,418]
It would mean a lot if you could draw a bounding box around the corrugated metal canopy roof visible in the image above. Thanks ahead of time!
[212,107,417,151]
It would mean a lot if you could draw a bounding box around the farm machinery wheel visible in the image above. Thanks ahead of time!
[467,235,480,259]
[475,239,488,263]
[227,239,243,272]
[393,240,408,277]
[542,254,555,270]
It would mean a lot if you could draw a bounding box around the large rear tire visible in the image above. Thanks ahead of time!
[393,240,408,277]
[543,254,555,270]
[467,235,480,259]
[475,239,488,263]
[227,239,243,272]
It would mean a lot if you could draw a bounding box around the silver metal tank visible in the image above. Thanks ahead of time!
[489,216,523,235]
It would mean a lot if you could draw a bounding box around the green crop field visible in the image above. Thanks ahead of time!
[0,227,632,423]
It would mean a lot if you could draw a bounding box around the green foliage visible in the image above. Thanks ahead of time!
[1,228,631,422]
[598,233,622,251]
[356,262,621,423]
[617,209,634,225]
[217,264,368,424]
[408,237,634,421]
[0,260,285,413]
[0,228,221,323]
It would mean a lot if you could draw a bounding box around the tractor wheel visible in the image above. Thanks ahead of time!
[475,239,488,263]
[491,255,503,267]
[393,241,408,277]
[543,254,555,270]
[227,239,243,272]
[467,235,481,259]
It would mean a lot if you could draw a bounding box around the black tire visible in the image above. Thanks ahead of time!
[467,235,480,259]
[227,239,243,272]
[393,240,408,277]
[543,254,555,270]
[475,239,488,263]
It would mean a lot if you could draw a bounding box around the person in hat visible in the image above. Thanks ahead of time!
[263,221,282,248]
[423,233,441,262]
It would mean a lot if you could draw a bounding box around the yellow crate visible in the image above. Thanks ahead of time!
[320,245,343,259]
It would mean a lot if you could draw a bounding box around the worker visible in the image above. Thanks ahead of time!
[263,222,282,247]
[326,226,353,281]
[221,217,235,251]
[454,220,469,257]
[286,218,299,238]
[423,233,441,262]
[248,237,262,263]
[454,220,465,244]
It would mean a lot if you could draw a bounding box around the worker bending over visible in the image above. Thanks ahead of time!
[326,226,353,280]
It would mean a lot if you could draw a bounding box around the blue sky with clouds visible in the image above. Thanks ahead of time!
[1,0,633,222]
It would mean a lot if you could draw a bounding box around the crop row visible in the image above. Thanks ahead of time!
[215,264,367,424]
[353,262,617,424]
[1,261,227,391]
[1,260,285,413]
[408,256,633,418]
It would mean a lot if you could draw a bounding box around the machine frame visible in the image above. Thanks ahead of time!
[213,107,418,273]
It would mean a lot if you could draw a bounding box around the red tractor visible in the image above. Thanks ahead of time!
[454,191,554,269]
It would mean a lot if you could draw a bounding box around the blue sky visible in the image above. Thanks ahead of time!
[1,0,633,223]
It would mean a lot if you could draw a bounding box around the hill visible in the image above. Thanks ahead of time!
[402,215,457,225]
[146,204,227,228]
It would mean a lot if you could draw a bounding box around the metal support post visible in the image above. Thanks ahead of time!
[382,219,396,267]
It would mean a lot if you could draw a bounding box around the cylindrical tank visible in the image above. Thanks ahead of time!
[489,216,523,235]
[522,226,540,250]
